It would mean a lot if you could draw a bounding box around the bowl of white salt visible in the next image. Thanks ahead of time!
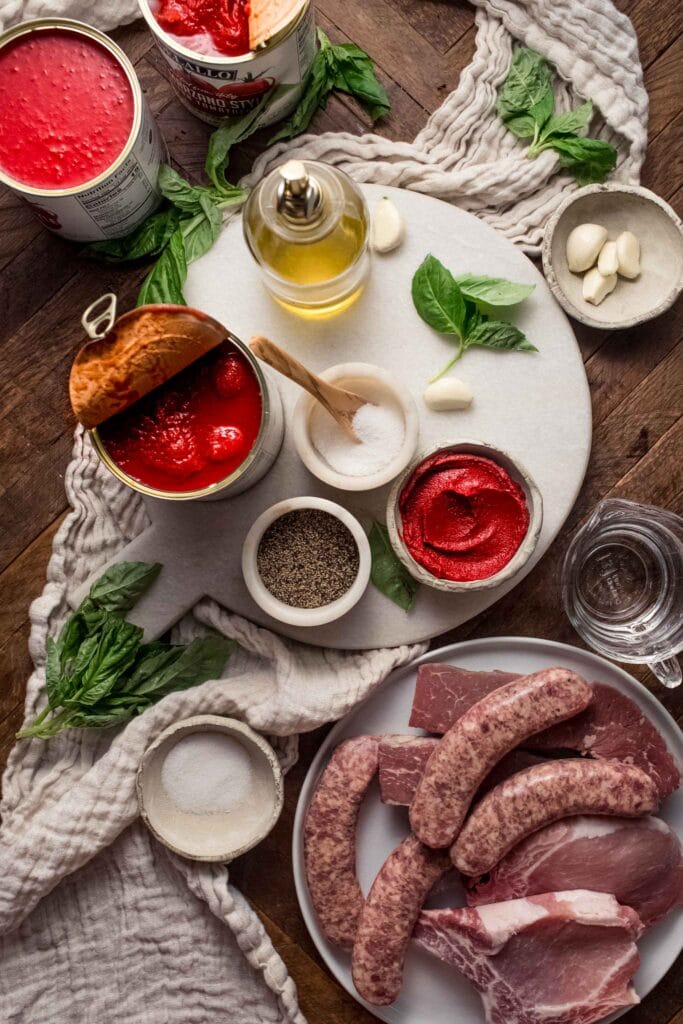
[137,715,283,862]
[291,362,419,491]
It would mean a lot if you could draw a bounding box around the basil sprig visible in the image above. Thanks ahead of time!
[86,32,389,305]
[272,28,390,141]
[19,562,234,740]
[497,48,617,185]
[412,255,537,380]
[369,522,419,611]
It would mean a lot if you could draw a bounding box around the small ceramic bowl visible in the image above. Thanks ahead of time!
[386,440,543,593]
[543,183,683,330]
[137,714,283,862]
[242,495,371,627]
[291,362,419,491]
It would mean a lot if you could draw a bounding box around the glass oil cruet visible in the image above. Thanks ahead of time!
[243,158,370,318]
[562,499,683,688]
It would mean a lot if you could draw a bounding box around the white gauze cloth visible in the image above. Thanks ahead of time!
[0,1,647,1022]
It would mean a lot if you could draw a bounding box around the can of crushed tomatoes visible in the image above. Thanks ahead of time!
[0,19,165,242]
[138,0,316,126]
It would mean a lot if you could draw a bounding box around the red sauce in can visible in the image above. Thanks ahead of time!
[98,343,263,493]
[399,451,530,582]
[0,28,134,190]
[155,0,251,57]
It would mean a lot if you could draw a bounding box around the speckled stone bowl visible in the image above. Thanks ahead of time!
[543,183,683,330]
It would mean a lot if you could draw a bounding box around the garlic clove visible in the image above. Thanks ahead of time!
[616,230,641,279]
[372,197,405,253]
[423,377,473,411]
[597,239,619,276]
[583,267,617,305]
[566,223,608,273]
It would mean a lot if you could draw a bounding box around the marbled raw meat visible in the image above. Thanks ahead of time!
[415,890,642,1024]
[409,664,518,733]
[466,815,683,928]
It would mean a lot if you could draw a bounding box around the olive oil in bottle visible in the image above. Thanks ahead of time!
[243,159,370,318]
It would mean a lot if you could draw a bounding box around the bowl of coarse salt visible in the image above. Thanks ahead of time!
[137,715,283,862]
[291,362,419,491]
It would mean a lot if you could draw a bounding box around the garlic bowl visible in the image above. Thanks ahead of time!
[543,184,683,329]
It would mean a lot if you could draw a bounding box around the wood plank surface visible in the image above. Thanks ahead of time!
[0,2,681,1022]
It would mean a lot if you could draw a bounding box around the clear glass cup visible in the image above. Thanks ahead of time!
[562,499,683,688]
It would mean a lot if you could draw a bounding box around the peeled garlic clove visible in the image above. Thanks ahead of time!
[372,197,405,253]
[566,223,608,272]
[423,377,473,411]
[616,230,640,279]
[583,267,617,305]
[597,239,619,276]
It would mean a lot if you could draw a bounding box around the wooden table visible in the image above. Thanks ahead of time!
[1,1,681,1021]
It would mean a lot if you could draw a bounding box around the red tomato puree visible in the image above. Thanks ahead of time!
[399,452,529,582]
[0,29,134,190]
[155,0,251,57]
[99,343,262,493]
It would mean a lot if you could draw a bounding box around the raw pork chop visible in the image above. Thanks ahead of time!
[528,682,680,799]
[415,890,642,1024]
[378,735,545,806]
[410,666,680,799]
[409,665,518,733]
[466,815,683,928]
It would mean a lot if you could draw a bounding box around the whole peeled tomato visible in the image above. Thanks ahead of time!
[141,423,207,480]
[214,354,252,398]
[204,424,246,463]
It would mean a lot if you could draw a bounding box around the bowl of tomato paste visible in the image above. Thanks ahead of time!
[386,441,543,592]
[92,334,283,501]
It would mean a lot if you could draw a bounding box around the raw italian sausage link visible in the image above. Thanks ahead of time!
[451,759,660,876]
[303,735,380,949]
[409,668,592,848]
[352,835,451,1005]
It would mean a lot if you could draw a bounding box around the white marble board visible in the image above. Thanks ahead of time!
[72,185,592,649]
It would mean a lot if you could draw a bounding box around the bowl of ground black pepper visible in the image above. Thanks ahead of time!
[241,496,371,626]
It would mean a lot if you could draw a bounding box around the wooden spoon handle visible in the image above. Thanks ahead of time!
[249,336,364,416]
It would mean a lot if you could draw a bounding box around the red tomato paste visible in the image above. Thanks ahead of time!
[0,29,134,190]
[99,343,262,493]
[399,452,530,582]
[155,0,251,57]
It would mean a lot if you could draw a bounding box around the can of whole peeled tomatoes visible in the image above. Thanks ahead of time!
[138,0,316,126]
[0,19,166,242]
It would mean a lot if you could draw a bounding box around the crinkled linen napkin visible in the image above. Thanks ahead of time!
[0,1,647,1021]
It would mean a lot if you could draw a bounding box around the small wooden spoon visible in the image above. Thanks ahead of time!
[250,335,368,443]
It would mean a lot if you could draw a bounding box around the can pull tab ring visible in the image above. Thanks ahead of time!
[82,293,117,341]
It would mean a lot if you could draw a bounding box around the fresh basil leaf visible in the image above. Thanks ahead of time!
[329,43,390,120]
[412,255,467,337]
[77,617,143,706]
[539,100,593,141]
[45,637,64,709]
[84,208,182,263]
[137,226,188,306]
[501,113,539,140]
[89,562,162,614]
[205,92,273,190]
[135,635,234,698]
[546,134,617,185]
[464,319,538,353]
[181,198,223,264]
[122,643,187,694]
[455,274,535,307]
[158,164,214,213]
[369,523,419,611]
[497,48,553,124]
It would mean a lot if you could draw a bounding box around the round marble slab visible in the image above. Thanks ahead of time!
[73,184,591,649]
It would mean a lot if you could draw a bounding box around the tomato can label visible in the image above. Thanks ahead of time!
[139,0,317,127]
[0,20,166,243]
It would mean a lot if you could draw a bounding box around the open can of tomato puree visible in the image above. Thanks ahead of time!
[0,19,165,242]
[71,299,284,501]
[138,0,316,126]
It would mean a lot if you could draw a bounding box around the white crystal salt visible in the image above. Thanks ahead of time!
[161,731,254,814]
[310,397,405,477]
